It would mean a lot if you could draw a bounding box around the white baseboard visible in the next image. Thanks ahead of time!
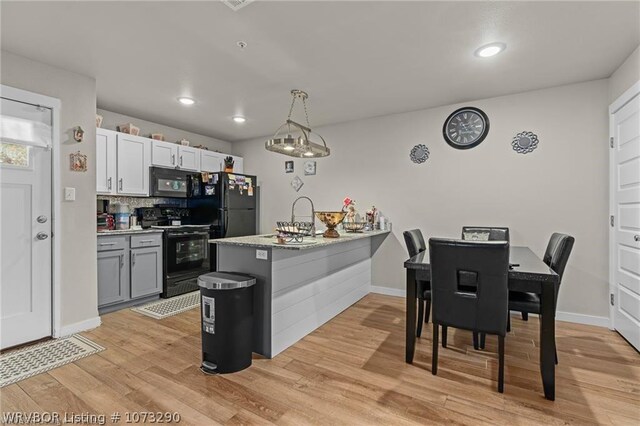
[556,311,609,328]
[55,316,101,338]
[368,286,609,328]
[370,285,406,298]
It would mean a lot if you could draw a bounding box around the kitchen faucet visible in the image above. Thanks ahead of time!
[291,196,316,237]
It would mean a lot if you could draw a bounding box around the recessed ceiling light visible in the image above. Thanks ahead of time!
[178,97,195,105]
[475,43,506,58]
[232,116,247,123]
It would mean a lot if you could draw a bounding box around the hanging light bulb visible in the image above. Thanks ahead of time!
[265,90,330,158]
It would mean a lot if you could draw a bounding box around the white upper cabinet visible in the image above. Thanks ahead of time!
[200,150,225,172]
[116,133,151,196]
[177,146,200,171]
[96,129,117,194]
[151,140,178,169]
[95,129,244,195]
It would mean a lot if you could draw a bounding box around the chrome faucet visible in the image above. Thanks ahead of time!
[291,196,316,237]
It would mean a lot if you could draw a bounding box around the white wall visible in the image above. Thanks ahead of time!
[609,45,640,104]
[97,109,232,153]
[235,80,610,319]
[1,51,99,330]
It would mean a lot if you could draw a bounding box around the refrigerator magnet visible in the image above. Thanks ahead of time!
[248,186,254,196]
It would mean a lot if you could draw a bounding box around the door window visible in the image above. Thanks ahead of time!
[0,142,30,167]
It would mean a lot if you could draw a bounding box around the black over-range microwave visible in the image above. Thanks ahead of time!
[150,167,194,198]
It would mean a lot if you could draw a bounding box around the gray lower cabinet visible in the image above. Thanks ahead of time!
[97,249,127,306]
[130,246,162,298]
[97,233,163,313]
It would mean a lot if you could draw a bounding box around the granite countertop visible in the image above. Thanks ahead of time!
[97,229,164,236]
[209,230,390,251]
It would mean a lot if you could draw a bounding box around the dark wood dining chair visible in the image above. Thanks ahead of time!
[403,229,431,338]
[508,232,575,363]
[429,238,510,393]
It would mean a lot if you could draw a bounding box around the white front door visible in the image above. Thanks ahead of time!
[611,87,640,351]
[0,97,53,349]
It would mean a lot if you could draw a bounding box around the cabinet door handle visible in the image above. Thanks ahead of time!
[132,252,136,266]
[180,156,183,166]
[119,254,124,268]
[99,242,116,246]
[172,154,176,165]
[139,239,155,243]
[119,178,123,191]
[107,177,112,190]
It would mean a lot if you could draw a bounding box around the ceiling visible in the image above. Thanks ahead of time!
[1,1,638,142]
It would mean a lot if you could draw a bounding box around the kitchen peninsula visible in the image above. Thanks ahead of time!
[211,230,389,357]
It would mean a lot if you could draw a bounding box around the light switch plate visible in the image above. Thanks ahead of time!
[64,187,76,201]
[256,249,268,260]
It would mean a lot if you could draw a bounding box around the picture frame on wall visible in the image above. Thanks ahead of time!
[304,160,316,176]
[285,161,294,173]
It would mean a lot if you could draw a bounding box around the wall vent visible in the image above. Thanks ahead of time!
[222,0,255,12]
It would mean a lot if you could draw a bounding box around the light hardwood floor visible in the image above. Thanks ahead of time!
[1,294,638,425]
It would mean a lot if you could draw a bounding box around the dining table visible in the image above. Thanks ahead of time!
[404,246,560,400]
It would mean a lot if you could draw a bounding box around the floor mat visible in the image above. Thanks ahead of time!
[0,335,104,387]
[131,291,200,319]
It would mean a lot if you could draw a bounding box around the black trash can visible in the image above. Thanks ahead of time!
[198,271,256,374]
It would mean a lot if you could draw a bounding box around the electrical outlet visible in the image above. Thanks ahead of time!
[64,187,76,201]
[256,249,268,260]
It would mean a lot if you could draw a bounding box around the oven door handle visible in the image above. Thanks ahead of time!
[167,232,210,238]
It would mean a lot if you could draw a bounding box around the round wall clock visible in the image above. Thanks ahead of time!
[442,107,490,149]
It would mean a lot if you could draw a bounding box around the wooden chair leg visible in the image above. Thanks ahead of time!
[555,347,558,365]
[432,323,439,375]
[472,332,479,350]
[521,312,528,321]
[416,300,424,338]
[441,325,448,348]
[425,299,431,324]
[507,314,511,332]
[480,333,486,349]
[498,335,505,393]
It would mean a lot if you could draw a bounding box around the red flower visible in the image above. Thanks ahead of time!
[343,197,353,207]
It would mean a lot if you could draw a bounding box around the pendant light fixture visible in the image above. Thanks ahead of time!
[265,90,330,158]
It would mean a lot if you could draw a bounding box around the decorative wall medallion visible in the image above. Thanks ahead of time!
[410,144,430,164]
[291,175,304,192]
[512,131,539,154]
[73,126,84,142]
[70,151,87,172]
[304,160,316,175]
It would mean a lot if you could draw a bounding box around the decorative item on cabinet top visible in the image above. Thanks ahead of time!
[118,123,140,136]
[95,114,103,128]
[410,144,429,164]
[151,133,165,141]
[224,156,234,172]
[512,131,539,154]
[265,89,330,158]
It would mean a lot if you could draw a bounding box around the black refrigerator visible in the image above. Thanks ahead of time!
[188,172,258,268]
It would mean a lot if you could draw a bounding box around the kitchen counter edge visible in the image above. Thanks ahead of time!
[97,229,164,236]
[209,230,390,250]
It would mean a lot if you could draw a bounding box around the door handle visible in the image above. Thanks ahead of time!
[172,154,176,165]
[36,215,48,223]
[180,156,183,166]
[119,254,124,268]
[36,232,49,240]
[107,177,112,190]
[119,178,123,191]
[635,235,640,242]
[132,252,136,266]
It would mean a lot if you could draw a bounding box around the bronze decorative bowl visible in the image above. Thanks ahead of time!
[315,211,347,238]
[343,221,367,233]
